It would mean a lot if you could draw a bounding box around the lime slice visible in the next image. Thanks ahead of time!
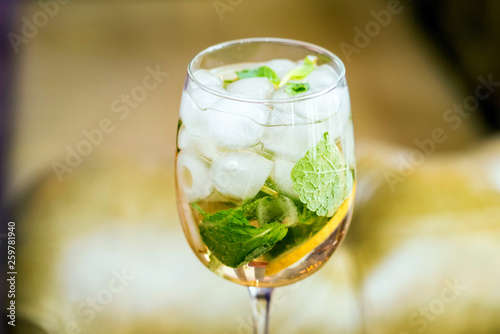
[265,185,355,276]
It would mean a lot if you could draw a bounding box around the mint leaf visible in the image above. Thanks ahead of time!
[203,209,249,226]
[291,132,352,217]
[199,209,288,268]
[191,202,207,217]
[244,194,298,227]
[241,184,276,220]
[223,79,237,88]
[279,55,317,87]
[295,199,322,225]
[242,197,261,220]
[266,200,329,259]
[256,196,298,227]
[266,214,329,259]
[235,66,280,86]
[285,83,310,97]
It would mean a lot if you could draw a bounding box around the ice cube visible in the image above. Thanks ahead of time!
[179,91,204,129]
[176,150,214,202]
[270,64,343,121]
[206,99,269,149]
[318,89,352,140]
[270,85,313,114]
[271,158,299,199]
[226,77,275,99]
[262,109,325,162]
[203,189,229,202]
[256,196,298,227]
[306,64,339,90]
[192,69,223,86]
[190,85,226,110]
[178,125,220,161]
[210,151,273,200]
[272,84,349,123]
[266,59,297,79]
[271,85,290,100]
[180,86,228,136]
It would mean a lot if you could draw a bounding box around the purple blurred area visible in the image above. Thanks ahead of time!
[1,0,16,332]
[0,0,15,201]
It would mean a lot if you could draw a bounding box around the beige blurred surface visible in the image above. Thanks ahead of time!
[7,0,499,333]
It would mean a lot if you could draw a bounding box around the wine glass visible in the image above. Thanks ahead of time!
[175,38,355,333]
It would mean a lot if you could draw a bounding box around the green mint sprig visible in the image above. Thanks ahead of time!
[235,66,280,86]
[291,132,352,217]
[267,208,329,258]
[223,79,237,88]
[285,83,311,97]
[279,55,317,87]
[227,55,317,91]
[194,206,288,268]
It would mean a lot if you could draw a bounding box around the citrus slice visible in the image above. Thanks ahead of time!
[265,185,355,276]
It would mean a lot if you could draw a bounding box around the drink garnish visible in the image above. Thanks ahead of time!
[235,66,280,86]
[284,83,311,97]
[278,55,317,87]
[291,132,353,217]
[195,207,288,268]
[265,188,354,276]
[229,55,317,90]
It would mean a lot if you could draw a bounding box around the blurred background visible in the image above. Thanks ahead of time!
[1,0,500,333]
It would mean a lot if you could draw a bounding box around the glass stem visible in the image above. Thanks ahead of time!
[248,287,273,334]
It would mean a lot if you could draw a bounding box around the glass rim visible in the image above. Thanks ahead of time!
[187,37,346,104]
